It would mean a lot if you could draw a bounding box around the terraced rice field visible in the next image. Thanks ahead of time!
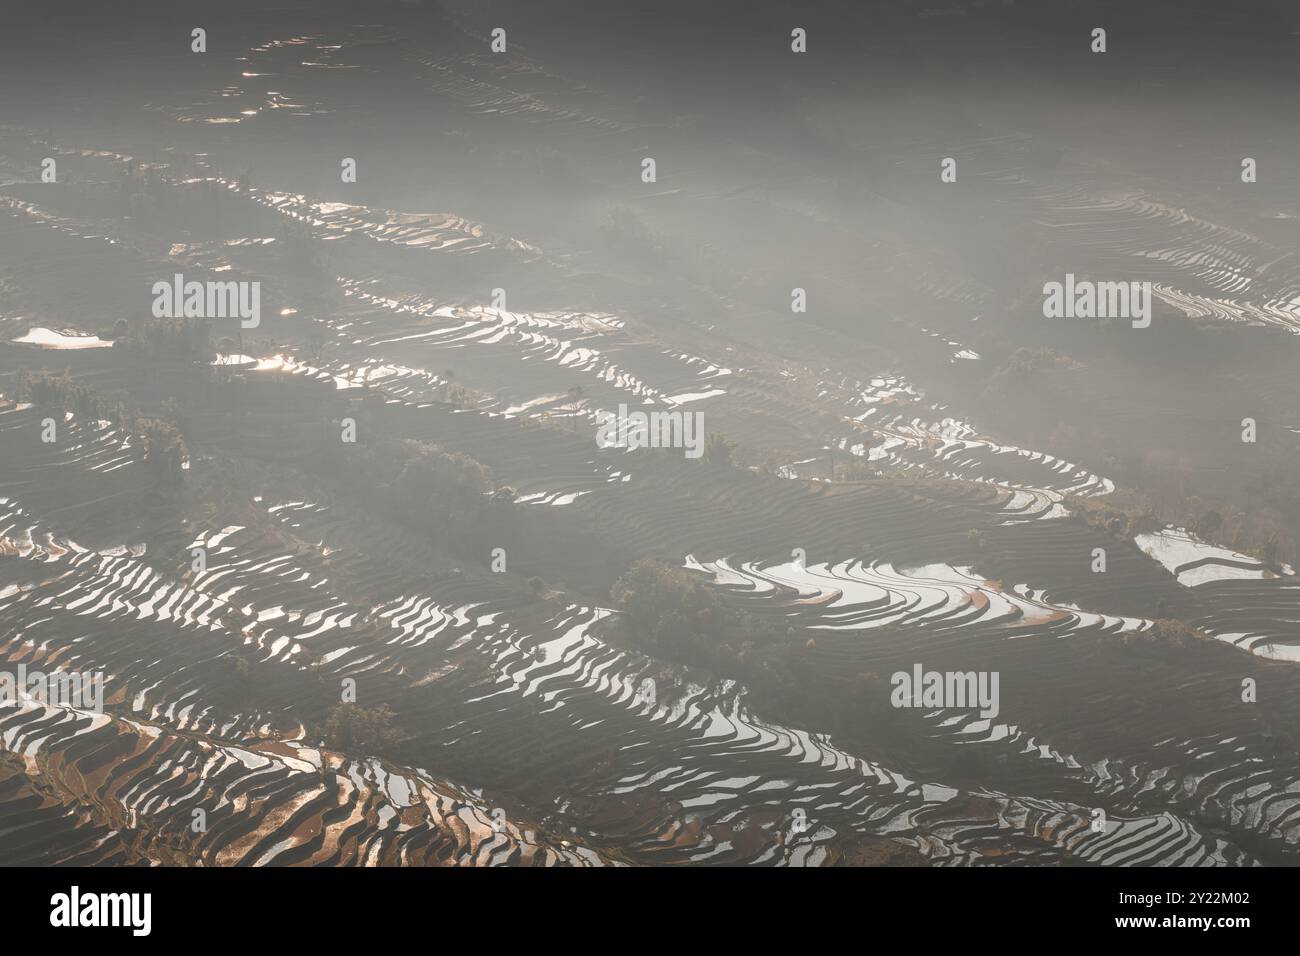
[1,0,1298,871]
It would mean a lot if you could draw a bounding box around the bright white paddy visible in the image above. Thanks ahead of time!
[12,327,114,349]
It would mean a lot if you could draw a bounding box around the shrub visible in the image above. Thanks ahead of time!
[318,703,402,756]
